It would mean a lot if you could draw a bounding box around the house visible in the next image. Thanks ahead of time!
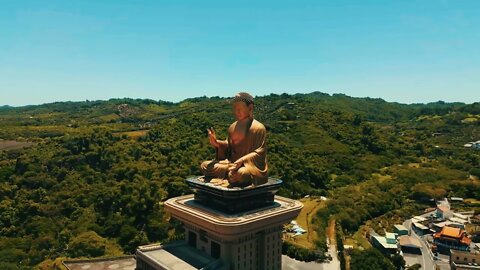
[412,215,427,223]
[433,221,465,232]
[371,234,399,255]
[453,212,469,221]
[450,249,480,270]
[437,206,453,220]
[450,217,468,225]
[394,224,409,236]
[433,226,471,252]
[412,222,430,235]
[398,235,422,254]
[385,232,397,243]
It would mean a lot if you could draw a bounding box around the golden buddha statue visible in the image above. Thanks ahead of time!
[200,92,268,186]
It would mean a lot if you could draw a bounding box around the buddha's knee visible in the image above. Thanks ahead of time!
[229,167,253,185]
[200,160,208,170]
[200,160,214,174]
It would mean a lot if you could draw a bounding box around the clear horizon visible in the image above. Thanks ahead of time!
[0,90,477,108]
[1,1,479,106]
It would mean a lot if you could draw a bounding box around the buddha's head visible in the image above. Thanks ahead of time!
[231,92,254,121]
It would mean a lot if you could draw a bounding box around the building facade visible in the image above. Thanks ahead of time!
[136,178,303,270]
[450,249,480,270]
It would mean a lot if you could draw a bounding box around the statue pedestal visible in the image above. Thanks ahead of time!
[186,177,282,214]
[136,177,303,270]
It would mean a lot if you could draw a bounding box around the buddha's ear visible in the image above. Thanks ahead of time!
[248,104,254,117]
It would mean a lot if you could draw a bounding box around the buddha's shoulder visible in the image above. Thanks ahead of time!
[251,119,266,131]
[228,121,237,129]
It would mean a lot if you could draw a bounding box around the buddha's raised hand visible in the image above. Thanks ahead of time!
[207,127,219,148]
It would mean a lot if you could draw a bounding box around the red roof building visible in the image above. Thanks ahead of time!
[433,226,471,252]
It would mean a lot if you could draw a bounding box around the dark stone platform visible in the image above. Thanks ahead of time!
[185,176,282,214]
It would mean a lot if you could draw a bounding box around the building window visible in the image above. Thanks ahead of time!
[188,231,197,248]
[199,229,208,242]
[211,241,221,259]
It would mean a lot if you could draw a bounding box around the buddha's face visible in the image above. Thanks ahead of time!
[232,101,253,121]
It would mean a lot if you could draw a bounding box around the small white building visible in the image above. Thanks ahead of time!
[371,234,398,255]
[453,212,468,220]
[412,216,427,223]
[464,141,480,149]
[472,141,480,149]
[433,221,465,231]
[449,217,467,225]
[436,206,453,220]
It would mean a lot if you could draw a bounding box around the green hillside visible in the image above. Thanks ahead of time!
[0,92,479,269]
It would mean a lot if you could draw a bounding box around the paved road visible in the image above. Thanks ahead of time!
[403,218,433,270]
[403,213,450,270]
[326,237,341,270]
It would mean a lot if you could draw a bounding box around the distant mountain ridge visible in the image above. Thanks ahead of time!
[0,92,480,121]
[0,91,476,110]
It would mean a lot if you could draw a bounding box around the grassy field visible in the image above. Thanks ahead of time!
[285,197,325,249]
[0,140,34,151]
[464,198,480,204]
[344,225,372,250]
[113,130,149,139]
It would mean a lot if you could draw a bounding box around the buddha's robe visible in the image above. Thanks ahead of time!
[200,118,268,186]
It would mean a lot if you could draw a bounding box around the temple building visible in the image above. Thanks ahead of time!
[433,226,472,252]
[135,177,302,270]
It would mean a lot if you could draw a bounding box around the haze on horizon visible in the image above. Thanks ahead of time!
[1,0,479,107]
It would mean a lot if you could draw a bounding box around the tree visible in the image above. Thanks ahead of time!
[67,231,107,258]
[350,248,395,270]
[470,167,480,178]
[391,253,406,270]
[407,264,422,270]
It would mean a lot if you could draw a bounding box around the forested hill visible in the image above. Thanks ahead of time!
[0,92,477,128]
[0,92,479,269]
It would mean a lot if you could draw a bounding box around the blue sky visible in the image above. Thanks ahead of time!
[0,0,479,106]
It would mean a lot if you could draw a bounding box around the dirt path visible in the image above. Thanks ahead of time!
[287,198,325,249]
[304,199,325,244]
[327,218,336,245]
